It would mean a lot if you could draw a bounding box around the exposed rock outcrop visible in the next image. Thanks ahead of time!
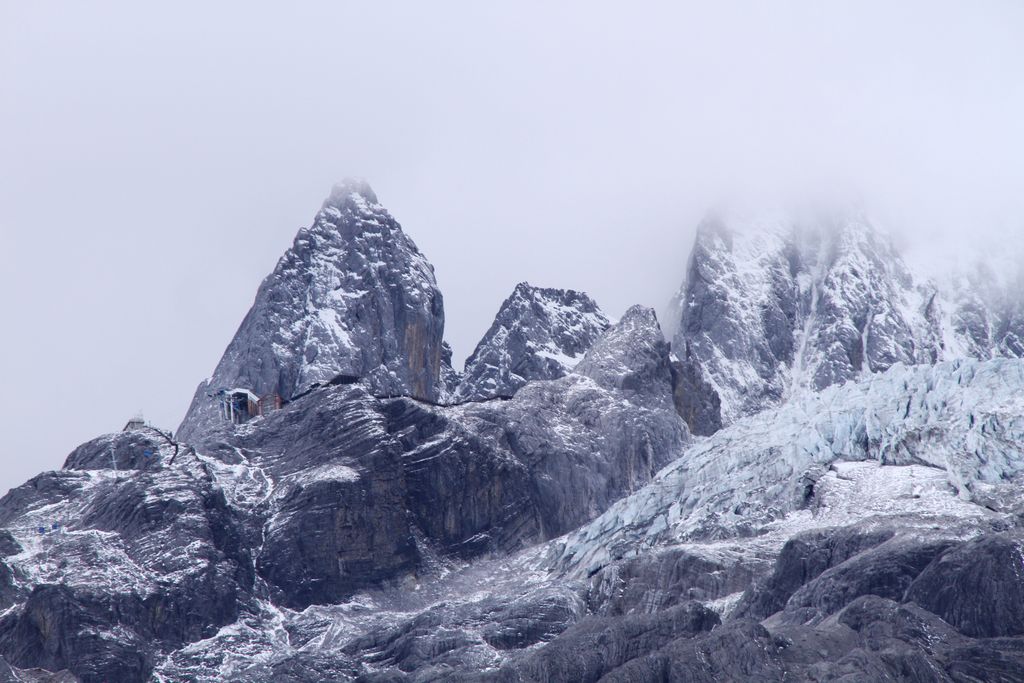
[904,533,1024,638]
[127,305,686,616]
[0,465,252,683]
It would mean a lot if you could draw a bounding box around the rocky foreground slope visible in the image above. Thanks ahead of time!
[1,186,1024,682]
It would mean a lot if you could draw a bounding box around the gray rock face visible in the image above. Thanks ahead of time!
[773,536,954,626]
[668,350,722,436]
[339,584,588,675]
[0,296,692,681]
[454,283,609,402]
[0,660,76,683]
[438,342,462,400]
[251,395,419,609]
[63,428,178,472]
[904,533,1024,638]
[387,306,687,560]
[110,305,684,618]
[0,465,252,683]
[313,522,1016,682]
[482,601,720,682]
[178,179,445,442]
[571,530,1024,683]
[183,383,423,610]
[944,263,1024,359]
[587,547,755,617]
[733,527,896,621]
[573,306,672,403]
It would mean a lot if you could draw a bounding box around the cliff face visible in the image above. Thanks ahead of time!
[177,180,445,442]
[186,304,687,609]
[941,263,1024,360]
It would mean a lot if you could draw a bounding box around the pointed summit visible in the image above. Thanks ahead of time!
[177,182,445,441]
[669,208,934,429]
[454,283,609,401]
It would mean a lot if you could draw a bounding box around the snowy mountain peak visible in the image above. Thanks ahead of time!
[671,207,1024,432]
[454,282,610,401]
[672,208,926,428]
[177,182,445,441]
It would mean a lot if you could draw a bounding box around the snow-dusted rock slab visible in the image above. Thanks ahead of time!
[178,180,446,442]
[938,261,1024,360]
[0,303,692,681]
[454,282,609,402]
[0,462,253,683]
[390,306,687,555]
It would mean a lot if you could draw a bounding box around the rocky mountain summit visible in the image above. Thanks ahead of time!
[178,179,446,442]
[454,283,609,402]
[2,186,1024,682]
[668,207,1024,433]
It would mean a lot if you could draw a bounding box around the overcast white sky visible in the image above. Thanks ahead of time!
[2,1,1023,495]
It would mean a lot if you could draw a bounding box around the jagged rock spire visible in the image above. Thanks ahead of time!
[177,180,445,441]
[454,282,609,401]
[669,209,929,429]
[668,207,1024,432]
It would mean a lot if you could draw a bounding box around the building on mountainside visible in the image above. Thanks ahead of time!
[218,388,259,424]
[122,413,146,431]
[217,388,282,425]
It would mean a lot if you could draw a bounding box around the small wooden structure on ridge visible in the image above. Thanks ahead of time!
[123,413,146,432]
[218,388,282,425]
